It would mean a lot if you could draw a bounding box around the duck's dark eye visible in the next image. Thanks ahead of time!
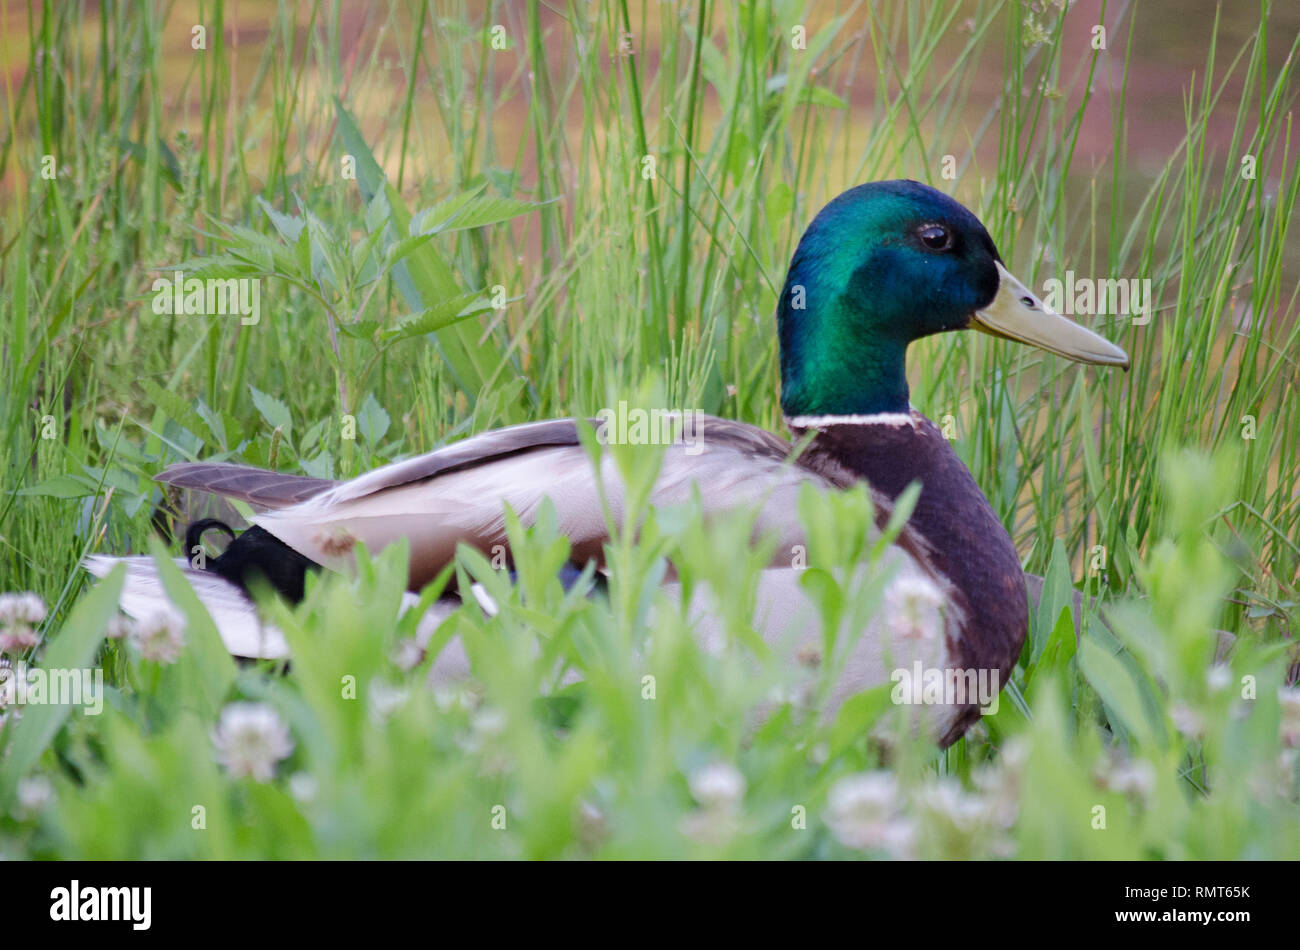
[918,224,953,251]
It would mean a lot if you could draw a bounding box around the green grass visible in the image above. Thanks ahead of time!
[0,0,1297,858]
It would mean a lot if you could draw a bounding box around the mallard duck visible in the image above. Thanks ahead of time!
[88,179,1127,745]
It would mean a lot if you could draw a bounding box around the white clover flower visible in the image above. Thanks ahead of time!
[0,625,39,654]
[0,592,46,654]
[456,706,512,777]
[1206,665,1232,693]
[915,778,1011,858]
[1098,755,1156,801]
[14,774,54,819]
[877,819,916,858]
[970,736,1030,828]
[0,592,46,626]
[1279,688,1300,748]
[105,614,135,640]
[433,684,480,714]
[1171,702,1206,740]
[916,779,989,833]
[1000,735,1032,772]
[825,771,910,854]
[689,762,746,811]
[972,768,1019,828]
[679,762,748,845]
[17,593,45,625]
[130,607,186,664]
[212,702,294,782]
[884,574,945,641]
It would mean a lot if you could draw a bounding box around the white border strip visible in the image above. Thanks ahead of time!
[785,412,918,429]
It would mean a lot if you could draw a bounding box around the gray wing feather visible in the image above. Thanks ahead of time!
[312,418,592,505]
[157,463,337,510]
[251,415,835,586]
[308,416,805,506]
[153,415,843,590]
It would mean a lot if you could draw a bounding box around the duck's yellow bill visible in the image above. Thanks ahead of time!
[971,262,1130,369]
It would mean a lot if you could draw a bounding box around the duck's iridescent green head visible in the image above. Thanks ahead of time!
[777,180,1128,418]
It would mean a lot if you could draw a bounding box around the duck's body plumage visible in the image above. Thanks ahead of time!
[89,180,1128,746]
[102,408,1016,744]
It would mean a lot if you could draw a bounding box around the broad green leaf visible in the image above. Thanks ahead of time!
[1032,538,1075,665]
[17,474,96,498]
[765,182,794,223]
[1078,635,1160,748]
[339,319,380,340]
[828,685,894,755]
[765,75,847,108]
[249,385,293,438]
[355,393,391,445]
[1025,605,1077,714]
[257,195,305,244]
[416,194,555,235]
[797,85,848,109]
[193,398,228,451]
[409,183,488,234]
[378,292,493,343]
[335,98,513,403]
[140,378,216,445]
[160,254,264,281]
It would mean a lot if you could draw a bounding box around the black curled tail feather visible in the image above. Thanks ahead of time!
[186,519,236,559]
[186,520,320,603]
